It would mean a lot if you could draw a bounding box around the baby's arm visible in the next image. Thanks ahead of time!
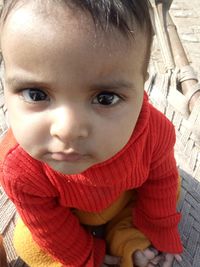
[1,171,105,266]
[132,170,182,267]
[104,109,183,267]
[132,121,183,254]
[129,115,184,267]
[133,162,182,254]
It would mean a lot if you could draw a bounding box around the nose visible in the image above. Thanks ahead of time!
[50,106,90,142]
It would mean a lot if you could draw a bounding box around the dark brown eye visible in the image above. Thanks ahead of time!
[93,92,120,106]
[22,89,49,102]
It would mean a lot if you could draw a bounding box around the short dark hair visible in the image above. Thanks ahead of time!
[1,0,152,37]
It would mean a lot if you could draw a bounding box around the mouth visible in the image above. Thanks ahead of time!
[50,152,86,162]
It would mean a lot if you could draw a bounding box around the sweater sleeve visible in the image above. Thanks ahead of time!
[1,150,105,267]
[133,112,183,254]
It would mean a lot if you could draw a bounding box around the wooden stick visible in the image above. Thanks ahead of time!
[0,235,8,267]
[151,0,200,112]
[150,0,175,70]
[166,11,200,111]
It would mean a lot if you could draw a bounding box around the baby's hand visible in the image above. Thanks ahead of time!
[158,253,182,267]
[101,254,121,266]
[133,246,161,267]
[133,247,182,267]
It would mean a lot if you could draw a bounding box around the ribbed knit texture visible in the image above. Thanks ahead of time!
[0,93,183,266]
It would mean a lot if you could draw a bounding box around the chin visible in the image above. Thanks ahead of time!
[48,162,91,175]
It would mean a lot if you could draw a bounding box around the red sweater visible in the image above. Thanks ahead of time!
[0,94,183,266]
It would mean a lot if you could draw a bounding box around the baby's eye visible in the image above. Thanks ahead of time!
[21,89,50,102]
[92,91,121,106]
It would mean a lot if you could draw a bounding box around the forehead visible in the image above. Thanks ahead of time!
[1,1,147,45]
[1,2,148,79]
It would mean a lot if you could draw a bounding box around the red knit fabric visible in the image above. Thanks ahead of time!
[0,93,183,266]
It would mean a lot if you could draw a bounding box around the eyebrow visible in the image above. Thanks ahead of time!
[5,76,48,88]
[5,76,135,91]
[91,80,134,91]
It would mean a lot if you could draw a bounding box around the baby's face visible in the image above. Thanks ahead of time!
[1,3,148,174]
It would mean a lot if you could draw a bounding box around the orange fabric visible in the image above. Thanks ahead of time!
[73,190,133,225]
[106,203,150,267]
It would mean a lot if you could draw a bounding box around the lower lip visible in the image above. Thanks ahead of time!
[50,152,85,162]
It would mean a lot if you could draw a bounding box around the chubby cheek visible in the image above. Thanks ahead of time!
[93,99,143,162]
[96,117,136,161]
[7,106,48,155]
